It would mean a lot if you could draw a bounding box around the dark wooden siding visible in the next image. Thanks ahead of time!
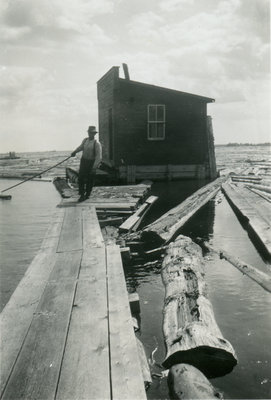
[112,80,209,166]
[97,67,119,162]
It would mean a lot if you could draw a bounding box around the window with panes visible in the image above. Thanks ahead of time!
[147,105,165,140]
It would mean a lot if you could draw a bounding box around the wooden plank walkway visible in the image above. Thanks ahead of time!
[222,182,271,257]
[58,184,151,211]
[0,206,146,400]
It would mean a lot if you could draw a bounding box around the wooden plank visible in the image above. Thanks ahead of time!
[56,247,111,400]
[2,251,81,400]
[132,196,158,232]
[222,183,271,256]
[83,202,136,210]
[146,195,158,204]
[142,177,226,245]
[82,206,104,248]
[0,210,65,395]
[119,196,158,232]
[119,203,148,232]
[57,207,82,252]
[106,245,146,399]
[99,216,124,227]
[136,338,152,386]
[246,186,271,202]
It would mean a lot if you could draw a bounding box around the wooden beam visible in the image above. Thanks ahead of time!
[222,182,271,257]
[82,206,104,248]
[57,207,82,252]
[136,337,152,387]
[142,177,227,246]
[2,251,82,400]
[106,245,146,399]
[119,196,158,232]
[56,247,110,400]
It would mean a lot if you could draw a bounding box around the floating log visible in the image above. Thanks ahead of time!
[245,186,271,202]
[231,175,261,181]
[168,363,223,400]
[245,183,271,194]
[141,176,227,247]
[162,235,237,378]
[0,194,12,200]
[203,242,271,293]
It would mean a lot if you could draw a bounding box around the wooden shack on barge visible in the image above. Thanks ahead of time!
[97,65,217,182]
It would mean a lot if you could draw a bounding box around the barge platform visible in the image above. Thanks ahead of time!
[0,204,147,399]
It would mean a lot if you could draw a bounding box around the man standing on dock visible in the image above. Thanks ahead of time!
[71,126,102,202]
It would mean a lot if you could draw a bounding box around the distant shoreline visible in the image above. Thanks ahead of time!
[216,142,270,147]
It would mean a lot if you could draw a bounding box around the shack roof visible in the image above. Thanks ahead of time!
[119,77,215,103]
[97,66,215,103]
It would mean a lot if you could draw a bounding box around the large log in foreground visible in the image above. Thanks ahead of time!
[141,177,227,247]
[162,235,237,378]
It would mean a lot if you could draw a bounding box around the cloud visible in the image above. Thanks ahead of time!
[159,0,194,12]
[0,0,114,44]
[127,11,164,43]
[0,65,49,110]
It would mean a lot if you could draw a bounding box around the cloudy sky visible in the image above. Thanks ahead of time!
[0,0,270,152]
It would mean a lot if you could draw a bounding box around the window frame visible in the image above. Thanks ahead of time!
[147,104,166,141]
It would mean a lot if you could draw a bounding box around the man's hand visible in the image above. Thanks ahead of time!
[71,151,76,157]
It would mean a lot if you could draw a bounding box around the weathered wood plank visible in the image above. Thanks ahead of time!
[246,186,271,202]
[0,210,65,395]
[246,183,271,194]
[132,196,158,231]
[106,245,146,399]
[57,207,82,252]
[56,247,110,400]
[222,182,271,256]
[136,337,152,387]
[82,206,104,248]
[119,203,148,231]
[2,251,81,400]
[119,196,158,232]
[142,177,226,245]
[2,283,76,400]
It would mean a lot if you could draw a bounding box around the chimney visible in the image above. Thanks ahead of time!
[122,63,130,80]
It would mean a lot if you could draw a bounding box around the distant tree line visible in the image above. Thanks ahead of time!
[216,142,271,147]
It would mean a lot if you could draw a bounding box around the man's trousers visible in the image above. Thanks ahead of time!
[78,158,95,197]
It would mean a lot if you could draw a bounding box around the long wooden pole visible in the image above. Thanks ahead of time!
[1,156,71,193]
[203,242,271,293]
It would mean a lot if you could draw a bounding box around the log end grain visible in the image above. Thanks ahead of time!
[163,346,237,379]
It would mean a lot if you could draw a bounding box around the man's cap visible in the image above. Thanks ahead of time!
[88,126,98,133]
